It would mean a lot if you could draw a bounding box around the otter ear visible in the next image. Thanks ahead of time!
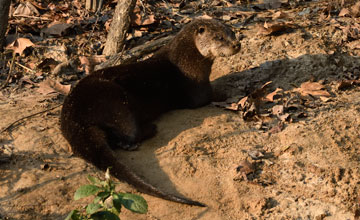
[198,27,205,34]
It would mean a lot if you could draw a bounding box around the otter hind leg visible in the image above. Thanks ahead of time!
[102,116,157,151]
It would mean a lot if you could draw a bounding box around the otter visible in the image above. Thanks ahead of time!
[60,18,240,207]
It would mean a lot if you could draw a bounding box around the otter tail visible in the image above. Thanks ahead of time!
[66,125,206,207]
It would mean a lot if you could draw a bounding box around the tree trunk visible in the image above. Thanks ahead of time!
[103,0,137,56]
[0,0,11,51]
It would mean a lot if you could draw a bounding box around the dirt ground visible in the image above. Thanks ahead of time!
[1,1,360,219]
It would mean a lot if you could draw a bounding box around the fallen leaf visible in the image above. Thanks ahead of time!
[272,105,284,116]
[294,81,331,97]
[41,22,73,36]
[132,6,156,26]
[37,58,59,72]
[339,8,350,17]
[27,0,47,10]
[13,2,39,16]
[243,102,257,121]
[296,112,307,118]
[79,55,107,74]
[265,0,282,9]
[247,150,264,160]
[272,11,288,20]
[265,88,283,102]
[269,122,283,134]
[337,79,360,90]
[347,39,360,49]
[351,2,360,17]
[251,81,272,99]
[337,80,353,90]
[141,15,156,26]
[238,96,249,109]
[257,22,293,36]
[319,96,331,102]
[234,160,255,181]
[37,78,71,95]
[6,38,34,55]
[212,101,239,111]
[278,113,290,122]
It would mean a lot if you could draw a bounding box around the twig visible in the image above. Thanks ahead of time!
[0,103,62,134]
[0,53,16,90]
[15,62,36,74]
[12,14,53,21]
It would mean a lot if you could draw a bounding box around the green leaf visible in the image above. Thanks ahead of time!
[112,193,122,214]
[86,203,102,215]
[87,175,101,185]
[94,191,111,203]
[117,193,148,214]
[74,184,101,200]
[65,210,81,220]
[90,211,120,220]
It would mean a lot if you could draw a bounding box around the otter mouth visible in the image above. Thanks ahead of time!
[219,43,241,57]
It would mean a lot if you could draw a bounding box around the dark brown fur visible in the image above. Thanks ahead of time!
[60,19,240,207]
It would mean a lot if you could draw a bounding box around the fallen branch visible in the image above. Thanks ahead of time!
[15,61,36,74]
[0,53,15,90]
[0,103,62,134]
[95,35,174,70]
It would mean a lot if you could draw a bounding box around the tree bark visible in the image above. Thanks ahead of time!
[0,0,11,51]
[103,0,137,56]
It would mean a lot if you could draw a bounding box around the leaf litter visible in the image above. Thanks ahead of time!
[2,0,360,219]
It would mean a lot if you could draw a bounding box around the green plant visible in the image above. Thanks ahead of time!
[65,168,148,220]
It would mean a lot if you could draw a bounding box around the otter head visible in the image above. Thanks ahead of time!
[194,19,240,59]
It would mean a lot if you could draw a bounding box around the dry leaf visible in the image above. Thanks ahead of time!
[264,0,282,9]
[272,105,284,116]
[13,2,39,16]
[339,8,350,17]
[41,22,73,36]
[212,101,239,111]
[79,55,107,74]
[141,15,155,26]
[279,113,290,122]
[247,150,264,160]
[265,88,283,102]
[294,81,331,97]
[272,11,288,20]
[37,79,71,95]
[337,80,360,90]
[27,0,47,10]
[351,2,360,17]
[347,39,360,49]
[37,58,59,72]
[132,6,156,26]
[6,38,34,55]
[238,96,249,109]
[234,160,255,181]
[257,22,292,36]
[251,81,272,99]
[269,122,284,134]
[337,80,353,90]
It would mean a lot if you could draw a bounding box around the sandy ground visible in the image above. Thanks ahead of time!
[1,1,360,219]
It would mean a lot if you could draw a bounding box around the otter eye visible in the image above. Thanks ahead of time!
[198,27,205,34]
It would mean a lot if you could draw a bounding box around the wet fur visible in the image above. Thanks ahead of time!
[60,19,239,207]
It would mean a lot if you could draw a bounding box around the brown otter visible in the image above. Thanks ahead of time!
[60,18,240,207]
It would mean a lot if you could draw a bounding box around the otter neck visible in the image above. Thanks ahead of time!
[159,34,213,83]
